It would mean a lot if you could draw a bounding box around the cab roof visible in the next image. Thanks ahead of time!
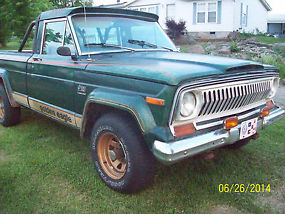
[39,7,159,21]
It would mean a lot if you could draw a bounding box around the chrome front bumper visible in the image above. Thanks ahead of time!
[152,107,285,165]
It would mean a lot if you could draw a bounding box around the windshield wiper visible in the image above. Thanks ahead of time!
[127,40,174,51]
[128,40,157,48]
[84,43,135,51]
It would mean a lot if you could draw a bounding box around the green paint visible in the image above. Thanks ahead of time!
[0,7,281,149]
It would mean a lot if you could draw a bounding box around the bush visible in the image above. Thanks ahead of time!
[230,40,240,52]
[252,55,285,79]
[166,19,186,40]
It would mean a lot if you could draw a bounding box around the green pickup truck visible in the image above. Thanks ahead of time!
[0,7,284,193]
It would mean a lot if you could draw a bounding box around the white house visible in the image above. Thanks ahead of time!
[96,0,271,38]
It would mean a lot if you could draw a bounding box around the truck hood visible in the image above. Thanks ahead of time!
[86,51,265,86]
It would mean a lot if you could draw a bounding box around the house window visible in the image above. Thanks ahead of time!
[148,6,156,14]
[241,4,248,26]
[197,2,217,24]
[129,6,159,15]
[167,4,176,20]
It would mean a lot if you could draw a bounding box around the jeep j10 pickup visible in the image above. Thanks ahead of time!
[0,7,284,193]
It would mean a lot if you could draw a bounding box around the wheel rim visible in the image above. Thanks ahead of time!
[97,132,127,180]
[0,95,4,119]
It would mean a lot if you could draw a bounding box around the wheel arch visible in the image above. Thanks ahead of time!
[0,69,19,107]
[80,89,157,140]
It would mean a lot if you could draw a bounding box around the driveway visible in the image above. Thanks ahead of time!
[274,86,285,108]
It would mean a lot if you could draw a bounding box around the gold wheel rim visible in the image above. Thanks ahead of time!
[0,96,4,119]
[97,132,127,180]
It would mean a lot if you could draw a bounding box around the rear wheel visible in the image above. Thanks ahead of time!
[0,84,21,126]
[90,113,157,193]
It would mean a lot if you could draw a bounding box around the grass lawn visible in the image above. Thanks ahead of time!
[255,35,285,45]
[0,39,32,51]
[239,34,285,44]
[0,109,284,213]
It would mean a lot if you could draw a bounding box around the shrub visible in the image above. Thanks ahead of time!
[230,40,240,52]
[166,19,186,40]
[252,55,285,79]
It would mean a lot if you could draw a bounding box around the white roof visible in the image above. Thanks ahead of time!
[268,14,285,23]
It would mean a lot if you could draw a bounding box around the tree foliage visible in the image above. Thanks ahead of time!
[166,19,186,40]
[0,0,92,46]
[49,0,93,8]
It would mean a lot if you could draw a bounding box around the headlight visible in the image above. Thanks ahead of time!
[269,78,279,98]
[180,92,196,117]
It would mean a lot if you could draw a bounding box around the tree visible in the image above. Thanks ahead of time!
[0,0,14,46]
[0,0,92,47]
[49,0,93,8]
[166,19,186,40]
[0,0,53,46]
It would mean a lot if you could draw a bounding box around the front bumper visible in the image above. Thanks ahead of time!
[152,107,285,165]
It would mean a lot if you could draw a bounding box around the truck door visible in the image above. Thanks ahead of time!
[27,19,85,128]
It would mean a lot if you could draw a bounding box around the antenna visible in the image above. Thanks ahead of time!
[83,1,91,60]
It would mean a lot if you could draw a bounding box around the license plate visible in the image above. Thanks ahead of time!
[240,118,258,140]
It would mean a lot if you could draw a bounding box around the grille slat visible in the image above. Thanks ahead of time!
[198,80,272,117]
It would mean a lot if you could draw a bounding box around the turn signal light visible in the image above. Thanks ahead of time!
[224,117,238,130]
[261,107,270,118]
[174,123,196,138]
[146,97,165,106]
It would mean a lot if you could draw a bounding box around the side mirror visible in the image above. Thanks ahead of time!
[57,46,71,56]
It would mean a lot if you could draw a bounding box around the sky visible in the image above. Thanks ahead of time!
[267,0,285,14]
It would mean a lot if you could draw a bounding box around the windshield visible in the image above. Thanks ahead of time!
[71,15,176,54]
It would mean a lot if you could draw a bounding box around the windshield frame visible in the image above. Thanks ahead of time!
[67,13,177,56]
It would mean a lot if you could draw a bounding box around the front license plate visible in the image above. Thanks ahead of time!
[240,118,258,140]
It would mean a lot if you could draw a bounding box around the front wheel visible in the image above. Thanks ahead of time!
[90,113,157,193]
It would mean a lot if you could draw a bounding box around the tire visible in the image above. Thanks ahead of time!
[90,113,157,193]
[0,84,21,126]
[223,138,251,149]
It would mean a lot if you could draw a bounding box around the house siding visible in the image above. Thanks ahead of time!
[176,0,234,33]
[127,0,235,33]
[108,0,269,36]
[233,0,268,33]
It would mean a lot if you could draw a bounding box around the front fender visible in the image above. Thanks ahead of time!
[81,88,157,137]
[0,68,19,107]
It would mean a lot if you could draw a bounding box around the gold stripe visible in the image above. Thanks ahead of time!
[75,115,82,128]
[12,92,29,106]
[86,98,145,132]
[29,98,78,127]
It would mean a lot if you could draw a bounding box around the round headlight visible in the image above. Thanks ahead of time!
[269,78,279,98]
[180,92,196,117]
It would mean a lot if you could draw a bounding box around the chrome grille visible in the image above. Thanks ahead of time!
[198,80,272,117]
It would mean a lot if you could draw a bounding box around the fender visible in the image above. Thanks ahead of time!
[0,69,19,107]
[81,88,157,137]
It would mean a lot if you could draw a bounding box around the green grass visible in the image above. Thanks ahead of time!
[0,109,285,213]
[0,38,32,50]
[240,33,285,44]
[251,55,285,79]
[256,35,285,45]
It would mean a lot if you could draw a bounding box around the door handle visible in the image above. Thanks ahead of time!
[33,57,42,61]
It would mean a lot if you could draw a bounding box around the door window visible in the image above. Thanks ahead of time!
[64,23,76,54]
[42,21,65,55]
